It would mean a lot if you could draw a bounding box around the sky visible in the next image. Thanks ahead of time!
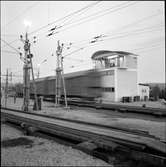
[1,1,165,84]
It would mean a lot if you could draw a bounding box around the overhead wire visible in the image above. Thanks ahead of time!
[65,23,164,52]
[0,38,22,54]
[67,11,164,48]
[2,1,39,29]
[1,50,19,54]
[105,11,163,35]
[53,1,102,27]
[64,42,164,70]
[57,1,132,28]
[48,1,138,37]
[2,38,20,49]
[29,1,101,35]
[28,1,137,44]
[62,25,164,61]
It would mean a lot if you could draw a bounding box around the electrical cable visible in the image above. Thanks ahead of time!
[2,38,20,49]
[34,2,135,40]
[54,1,102,27]
[48,1,138,37]
[0,38,22,54]
[29,1,101,35]
[105,11,163,35]
[30,1,132,38]
[2,1,39,29]
[58,1,132,28]
[1,50,19,54]
[65,23,164,50]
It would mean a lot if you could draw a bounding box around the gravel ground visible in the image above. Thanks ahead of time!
[1,124,112,166]
[2,97,166,142]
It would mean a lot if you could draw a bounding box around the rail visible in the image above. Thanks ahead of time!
[1,107,166,166]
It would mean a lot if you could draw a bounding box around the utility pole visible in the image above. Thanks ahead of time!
[55,41,62,107]
[20,32,39,111]
[21,32,30,111]
[55,40,69,109]
[29,47,39,111]
[5,69,9,107]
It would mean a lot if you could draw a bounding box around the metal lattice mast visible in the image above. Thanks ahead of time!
[22,32,30,111]
[21,32,38,111]
[29,46,39,111]
[55,40,68,109]
[61,57,68,109]
[55,41,62,107]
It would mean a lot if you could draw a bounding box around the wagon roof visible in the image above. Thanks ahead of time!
[34,69,94,82]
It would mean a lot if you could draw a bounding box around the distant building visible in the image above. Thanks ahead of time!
[138,83,150,101]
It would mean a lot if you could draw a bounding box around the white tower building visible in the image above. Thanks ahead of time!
[91,50,139,102]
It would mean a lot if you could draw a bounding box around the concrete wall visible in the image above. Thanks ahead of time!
[125,55,137,69]
[101,70,115,101]
[116,69,138,102]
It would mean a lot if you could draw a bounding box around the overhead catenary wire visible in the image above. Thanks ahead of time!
[52,1,102,28]
[29,1,101,35]
[2,38,20,49]
[66,11,164,47]
[65,23,164,52]
[1,34,19,37]
[61,26,164,62]
[105,10,163,35]
[2,1,39,29]
[64,43,164,70]
[30,1,133,38]
[47,1,138,37]
[0,38,22,55]
[1,50,20,54]
[57,1,134,28]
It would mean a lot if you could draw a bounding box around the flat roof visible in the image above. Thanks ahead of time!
[91,50,138,60]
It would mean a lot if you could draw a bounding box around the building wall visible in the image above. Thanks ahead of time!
[116,69,138,102]
[138,85,150,100]
[100,70,115,101]
[125,55,137,69]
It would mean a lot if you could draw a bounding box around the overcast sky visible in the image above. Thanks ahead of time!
[1,1,165,83]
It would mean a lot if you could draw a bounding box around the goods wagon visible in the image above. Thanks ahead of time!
[29,69,102,101]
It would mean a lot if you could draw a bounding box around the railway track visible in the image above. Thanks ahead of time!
[1,107,166,166]
[65,99,166,117]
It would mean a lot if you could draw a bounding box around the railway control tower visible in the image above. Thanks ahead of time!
[91,50,139,102]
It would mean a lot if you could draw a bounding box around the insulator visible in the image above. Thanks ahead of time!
[27,53,33,58]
